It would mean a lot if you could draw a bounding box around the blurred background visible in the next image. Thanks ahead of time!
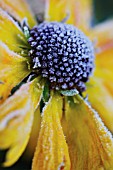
[94,0,113,24]
[0,0,113,169]
[27,0,113,24]
[28,0,113,25]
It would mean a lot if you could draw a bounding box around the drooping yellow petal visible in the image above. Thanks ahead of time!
[62,95,113,169]
[45,0,92,31]
[32,94,70,170]
[0,41,30,102]
[26,92,63,159]
[0,78,43,167]
[0,8,29,54]
[0,0,36,27]
[25,108,41,159]
[85,77,113,133]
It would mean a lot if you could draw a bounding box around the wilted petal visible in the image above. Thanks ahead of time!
[0,41,30,102]
[0,0,36,27]
[0,78,43,166]
[45,0,92,31]
[32,94,70,170]
[0,8,29,54]
[62,95,113,169]
[86,77,113,133]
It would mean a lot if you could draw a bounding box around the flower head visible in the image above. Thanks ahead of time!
[28,21,94,91]
[0,0,113,169]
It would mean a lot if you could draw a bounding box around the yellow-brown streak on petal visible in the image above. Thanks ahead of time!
[62,95,113,170]
[32,94,70,170]
[86,77,113,133]
[0,8,29,54]
[0,78,43,167]
[0,0,36,27]
[0,41,30,103]
[45,0,92,31]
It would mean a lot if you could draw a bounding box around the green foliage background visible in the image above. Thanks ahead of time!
[0,0,113,169]
[94,0,113,24]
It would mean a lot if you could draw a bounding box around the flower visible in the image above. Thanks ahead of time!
[0,0,113,169]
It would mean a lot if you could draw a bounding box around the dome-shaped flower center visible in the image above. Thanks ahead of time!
[28,22,94,92]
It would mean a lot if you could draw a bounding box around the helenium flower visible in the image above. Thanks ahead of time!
[0,0,113,170]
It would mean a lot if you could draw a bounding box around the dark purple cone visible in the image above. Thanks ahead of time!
[28,22,95,92]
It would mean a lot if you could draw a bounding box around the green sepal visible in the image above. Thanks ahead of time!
[42,82,50,103]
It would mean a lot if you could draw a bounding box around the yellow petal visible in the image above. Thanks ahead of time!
[94,43,113,95]
[90,20,113,94]
[0,8,29,54]
[45,0,92,31]
[85,77,113,133]
[25,107,41,159]
[0,0,36,27]
[95,50,113,96]
[62,95,113,170]
[0,78,43,167]
[95,49,113,80]
[26,93,63,159]
[32,94,70,170]
[91,20,113,50]
[45,0,68,22]
[0,41,30,102]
